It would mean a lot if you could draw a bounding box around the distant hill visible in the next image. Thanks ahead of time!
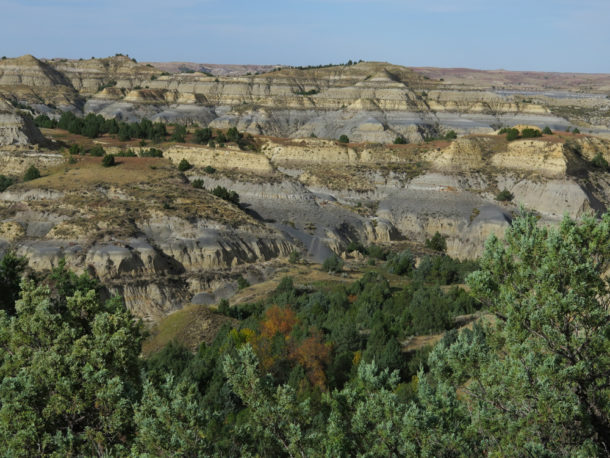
[143,61,284,76]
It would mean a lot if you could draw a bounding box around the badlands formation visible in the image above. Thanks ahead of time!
[1,54,610,322]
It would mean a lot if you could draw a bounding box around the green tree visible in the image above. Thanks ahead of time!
[178,158,193,172]
[101,153,115,167]
[88,145,105,157]
[192,178,204,189]
[118,123,131,141]
[393,136,407,144]
[506,128,519,141]
[385,249,415,275]
[226,126,242,143]
[425,232,447,252]
[495,188,514,201]
[171,124,187,143]
[0,174,14,192]
[323,254,344,273]
[194,127,212,144]
[0,251,27,315]
[0,275,144,455]
[591,152,609,171]
[338,135,349,144]
[23,165,41,181]
[542,126,553,135]
[132,376,211,456]
[224,345,316,457]
[427,211,610,455]
[211,186,239,204]
[521,127,541,138]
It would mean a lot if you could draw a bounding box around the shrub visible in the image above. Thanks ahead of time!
[366,244,389,260]
[171,124,187,143]
[69,144,83,155]
[496,189,514,202]
[346,241,366,254]
[444,130,457,140]
[236,275,250,290]
[101,154,115,167]
[34,114,57,129]
[194,127,212,144]
[572,127,580,134]
[88,145,105,157]
[385,250,415,276]
[192,179,204,189]
[413,255,479,285]
[227,127,242,142]
[218,298,230,315]
[591,152,609,171]
[118,124,131,141]
[338,135,349,144]
[116,149,137,157]
[521,128,542,138]
[425,232,447,253]
[500,127,520,141]
[542,126,553,135]
[288,250,301,264]
[178,159,192,172]
[140,148,163,158]
[0,175,14,192]
[393,136,407,145]
[204,165,216,174]
[323,254,344,273]
[23,165,41,182]
[212,186,239,204]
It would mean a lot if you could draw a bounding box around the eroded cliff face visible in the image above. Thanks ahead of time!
[0,157,294,322]
[2,59,610,323]
[1,129,610,320]
[1,56,609,142]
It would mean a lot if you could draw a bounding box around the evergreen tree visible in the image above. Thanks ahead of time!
[0,266,144,455]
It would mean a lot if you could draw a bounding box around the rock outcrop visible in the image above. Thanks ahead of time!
[0,98,46,146]
[1,56,608,141]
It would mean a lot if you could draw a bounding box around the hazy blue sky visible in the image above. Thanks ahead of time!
[1,0,608,72]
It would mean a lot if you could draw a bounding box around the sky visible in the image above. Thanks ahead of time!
[0,0,609,73]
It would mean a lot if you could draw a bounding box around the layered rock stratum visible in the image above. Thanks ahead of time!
[1,55,610,323]
[0,55,609,141]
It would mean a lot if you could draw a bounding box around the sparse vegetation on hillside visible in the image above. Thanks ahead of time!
[23,165,41,181]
